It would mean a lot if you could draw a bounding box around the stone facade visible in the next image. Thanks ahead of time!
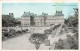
[21,17,30,27]
[21,11,64,27]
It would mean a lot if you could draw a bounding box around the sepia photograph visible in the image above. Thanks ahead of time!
[2,3,78,50]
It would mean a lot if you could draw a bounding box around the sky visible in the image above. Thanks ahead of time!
[2,3,78,19]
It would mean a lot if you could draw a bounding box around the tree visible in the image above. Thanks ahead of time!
[44,29,52,34]
[64,8,78,27]
[29,33,47,50]
[54,39,64,49]
[14,21,21,26]
[67,35,78,49]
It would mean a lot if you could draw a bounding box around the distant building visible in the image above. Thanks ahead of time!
[2,13,15,27]
[21,11,64,27]
[2,13,15,21]
[55,11,64,16]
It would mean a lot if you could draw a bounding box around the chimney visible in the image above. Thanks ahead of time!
[24,12,25,13]
[56,10,57,13]
[61,10,62,13]
[9,13,14,17]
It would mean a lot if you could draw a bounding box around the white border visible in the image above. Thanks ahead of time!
[0,0,80,51]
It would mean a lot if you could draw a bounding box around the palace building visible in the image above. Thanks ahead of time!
[21,11,64,27]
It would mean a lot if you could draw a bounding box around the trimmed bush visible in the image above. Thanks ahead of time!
[29,33,48,50]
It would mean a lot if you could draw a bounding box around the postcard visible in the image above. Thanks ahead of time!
[0,0,80,51]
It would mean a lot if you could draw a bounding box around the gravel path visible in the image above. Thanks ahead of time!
[2,33,50,50]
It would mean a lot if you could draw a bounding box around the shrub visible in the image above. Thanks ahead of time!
[50,24,61,30]
[29,33,47,44]
[25,29,28,31]
[54,39,64,49]
[44,29,52,34]
[21,29,28,33]
[9,29,16,36]
[67,35,78,49]
[29,33,47,50]
[16,30,22,34]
